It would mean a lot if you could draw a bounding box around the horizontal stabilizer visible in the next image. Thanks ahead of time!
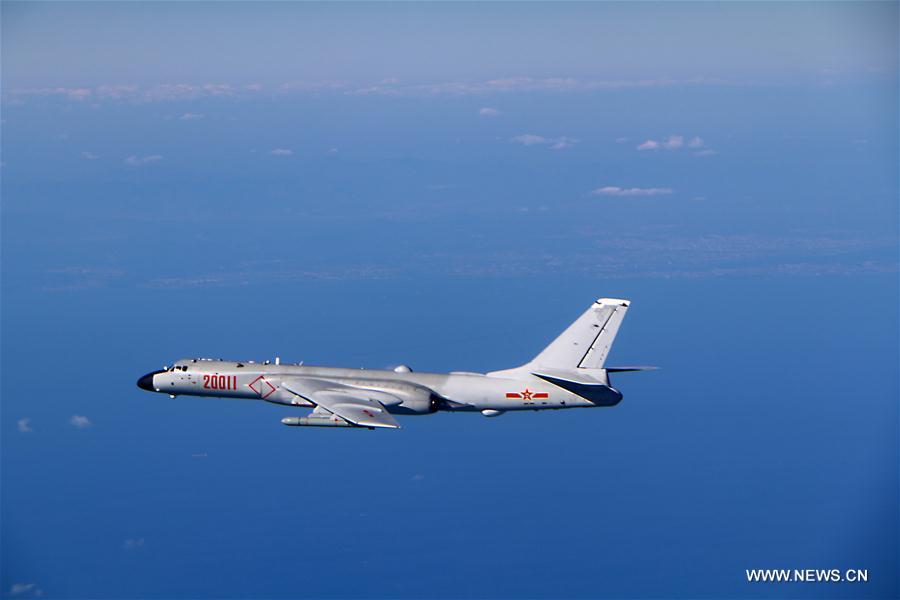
[605,366,658,373]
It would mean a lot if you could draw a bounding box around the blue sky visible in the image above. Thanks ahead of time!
[2,2,898,599]
[3,2,897,86]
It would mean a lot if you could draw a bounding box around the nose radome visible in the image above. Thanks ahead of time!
[137,372,158,391]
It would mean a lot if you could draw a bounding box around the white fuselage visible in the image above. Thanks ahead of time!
[140,358,617,415]
[137,297,640,426]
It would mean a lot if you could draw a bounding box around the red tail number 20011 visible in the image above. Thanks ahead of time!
[203,374,237,390]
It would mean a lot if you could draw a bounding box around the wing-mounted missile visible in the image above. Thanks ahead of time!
[281,415,353,428]
[279,401,398,429]
[282,405,354,428]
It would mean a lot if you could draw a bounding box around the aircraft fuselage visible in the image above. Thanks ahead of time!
[136,298,646,428]
[138,358,620,415]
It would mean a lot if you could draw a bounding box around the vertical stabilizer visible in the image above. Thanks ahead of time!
[529,298,630,370]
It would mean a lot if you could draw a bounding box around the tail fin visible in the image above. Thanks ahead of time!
[529,298,630,370]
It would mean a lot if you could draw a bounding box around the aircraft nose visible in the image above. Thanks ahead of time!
[136,371,160,391]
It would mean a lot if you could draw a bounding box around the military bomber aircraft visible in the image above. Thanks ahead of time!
[136,297,654,429]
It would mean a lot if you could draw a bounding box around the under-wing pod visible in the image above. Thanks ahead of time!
[281,416,352,428]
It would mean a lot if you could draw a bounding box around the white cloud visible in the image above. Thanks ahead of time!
[549,137,578,150]
[124,155,162,166]
[326,147,339,155]
[615,137,630,144]
[591,186,674,197]
[95,84,139,99]
[70,414,92,428]
[80,152,99,160]
[155,84,231,100]
[62,88,91,100]
[17,418,32,433]
[268,148,293,156]
[179,112,204,121]
[662,135,684,150]
[280,80,349,93]
[9,583,42,597]
[7,76,734,105]
[478,107,501,117]
[511,134,549,146]
[9,83,235,102]
[510,134,578,150]
[638,134,711,153]
[355,76,722,96]
[123,538,145,550]
[693,149,718,157]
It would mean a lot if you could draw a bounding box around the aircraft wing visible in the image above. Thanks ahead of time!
[280,378,401,429]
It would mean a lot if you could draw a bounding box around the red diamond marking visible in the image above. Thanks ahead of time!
[248,376,277,399]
